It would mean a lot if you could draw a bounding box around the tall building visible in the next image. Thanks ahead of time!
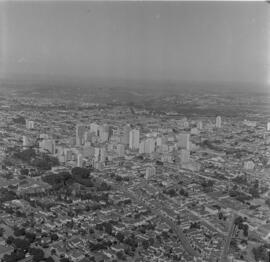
[190,127,199,135]
[121,124,131,145]
[145,166,156,179]
[244,160,255,170]
[267,122,270,131]
[99,125,109,143]
[39,139,55,154]
[65,149,73,162]
[116,144,125,157]
[26,120,35,129]
[22,136,31,149]
[197,121,203,130]
[94,147,106,162]
[243,120,256,127]
[76,124,86,146]
[129,129,140,150]
[180,149,190,163]
[90,123,99,135]
[215,116,222,128]
[177,133,190,150]
[156,137,163,147]
[77,153,83,167]
[139,141,145,154]
[40,134,49,139]
[144,138,156,154]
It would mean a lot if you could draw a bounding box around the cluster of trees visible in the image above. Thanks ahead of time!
[0,227,4,237]
[179,188,189,197]
[14,148,36,162]
[265,198,270,207]
[32,154,59,170]
[85,192,109,202]
[4,231,55,262]
[133,209,151,220]
[249,180,260,198]
[133,222,156,234]
[234,216,249,237]
[252,244,270,262]
[116,198,132,206]
[163,188,178,197]
[88,239,112,252]
[229,189,252,203]
[42,171,72,188]
[201,140,223,151]
[115,175,130,182]
[190,221,201,229]
[13,116,26,125]
[14,148,59,170]
[0,188,17,203]
[71,167,94,187]
[232,175,247,185]
[95,221,114,235]
[200,179,215,192]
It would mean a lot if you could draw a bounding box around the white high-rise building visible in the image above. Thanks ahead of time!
[26,120,35,129]
[190,128,199,135]
[146,166,156,179]
[76,124,86,146]
[39,139,55,154]
[267,122,270,131]
[129,129,140,150]
[90,123,99,135]
[244,161,255,170]
[94,147,106,162]
[117,144,125,157]
[144,138,156,154]
[215,116,222,128]
[121,125,131,145]
[99,125,109,143]
[139,141,145,154]
[156,137,163,147]
[77,153,83,167]
[177,133,190,150]
[180,149,190,163]
[65,149,73,162]
[197,121,203,130]
[22,136,31,149]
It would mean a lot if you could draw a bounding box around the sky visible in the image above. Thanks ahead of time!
[0,1,270,87]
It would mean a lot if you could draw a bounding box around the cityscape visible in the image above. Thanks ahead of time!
[0,1,270,262]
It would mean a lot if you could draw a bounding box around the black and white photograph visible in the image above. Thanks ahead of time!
[0,1,270,261]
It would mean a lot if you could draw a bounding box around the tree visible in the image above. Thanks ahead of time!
[20,169,29,176]
[13,238,30,251]
[14,227,25,236]
[46,257,55,262]
[0,227,4,237]
[60,258,70,262]
[25,232,36,243]
[252,244,270,262]
[6,236,14,245]
[142,240,149,250]
[29,248,45,262]
[265,198,270,207]
[243,224,249,237]
[104,222,113,235]
[116,232,124,242]
[51,233,59,241]
[72,167,90,178]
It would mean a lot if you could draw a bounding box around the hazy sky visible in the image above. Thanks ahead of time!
[1,1,269,86]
